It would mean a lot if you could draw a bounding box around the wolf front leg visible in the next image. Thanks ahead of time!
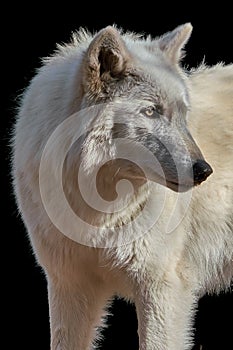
[47,276,111,350]
[133,269,196,350]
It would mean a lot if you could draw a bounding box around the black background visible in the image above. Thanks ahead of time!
[2,4,233,350]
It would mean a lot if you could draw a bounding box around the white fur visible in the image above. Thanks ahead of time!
[12,27,233,350]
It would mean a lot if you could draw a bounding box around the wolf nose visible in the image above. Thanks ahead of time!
[192,159,213,184]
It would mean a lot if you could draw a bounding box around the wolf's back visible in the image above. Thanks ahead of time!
[185,64,233,292]
[188,64,233,168]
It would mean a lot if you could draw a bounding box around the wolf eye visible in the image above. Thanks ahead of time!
[141,106,161,118]
[145,108,154,117]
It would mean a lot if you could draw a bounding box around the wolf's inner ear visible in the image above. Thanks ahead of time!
[158,23,193,64]
[83,26,131,93]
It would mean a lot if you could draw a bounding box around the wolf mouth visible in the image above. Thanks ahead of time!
[166,180,194,193]
[125,167,194,193]
[166,178,207,193]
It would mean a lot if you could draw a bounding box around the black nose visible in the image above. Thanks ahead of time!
[192,159,213,184]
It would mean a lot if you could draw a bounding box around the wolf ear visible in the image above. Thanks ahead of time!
[83,26,131,94]
[158,23,193,64]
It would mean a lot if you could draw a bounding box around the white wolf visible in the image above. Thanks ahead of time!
[12,23,233,349]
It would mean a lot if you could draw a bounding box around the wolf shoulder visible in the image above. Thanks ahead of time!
[188,64,233,165]
[189,63,233,125]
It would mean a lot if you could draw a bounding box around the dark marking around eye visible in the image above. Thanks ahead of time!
[140,105,162,118]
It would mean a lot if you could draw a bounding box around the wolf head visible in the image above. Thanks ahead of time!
[80,24,212,193]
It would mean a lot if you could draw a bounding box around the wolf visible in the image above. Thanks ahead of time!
[12,23,233,349]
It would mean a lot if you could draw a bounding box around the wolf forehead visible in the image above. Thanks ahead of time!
[101,63,188,107]
[108,66,189,108]
[78,24,192,105]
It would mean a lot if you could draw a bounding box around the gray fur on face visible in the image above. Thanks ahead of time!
[81,24,210,192]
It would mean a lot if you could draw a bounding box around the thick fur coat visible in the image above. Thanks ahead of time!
[12,24,233,349]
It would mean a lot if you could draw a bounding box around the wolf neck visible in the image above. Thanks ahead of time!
[62,154,151,230]
[100,178,150,229]
[96,159,147,201]
[86,161,151,229]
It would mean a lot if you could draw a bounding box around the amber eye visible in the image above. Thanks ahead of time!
[145,108,154,117]
[141,106,160,118]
